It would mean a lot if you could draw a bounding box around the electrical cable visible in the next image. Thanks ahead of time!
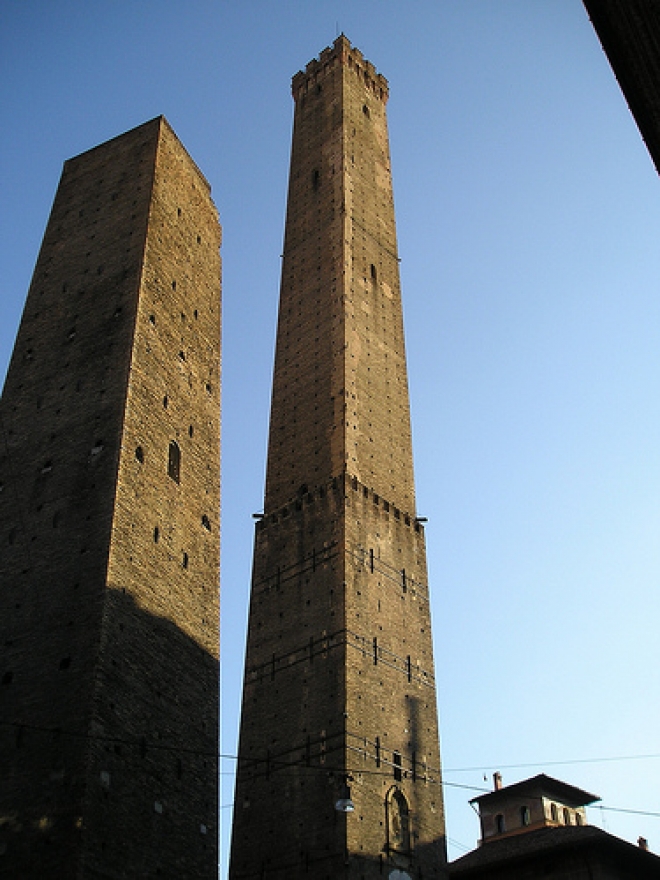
[444,754,660,773]
[4,719,659,820]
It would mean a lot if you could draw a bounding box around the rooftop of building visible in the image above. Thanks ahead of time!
[449,824,660,877]
[469,773,600,809]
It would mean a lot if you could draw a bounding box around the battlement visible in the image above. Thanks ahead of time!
[257,472,421,534]
[291,34,389,103]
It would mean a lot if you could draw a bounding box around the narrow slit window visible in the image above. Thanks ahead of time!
[393,751,402,781]
[168,441,181,484]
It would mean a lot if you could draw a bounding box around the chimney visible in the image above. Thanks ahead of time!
[493,772,503,791]
[638,837,649,851]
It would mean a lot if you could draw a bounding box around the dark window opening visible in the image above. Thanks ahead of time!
[154,526,159,543]
[168,441,181,483]
[521,806,531,826]
[370,263,377,281]
[202,515,211,531]
[496,814,505,834]
[135,446,144,463]
[393,751,402,781]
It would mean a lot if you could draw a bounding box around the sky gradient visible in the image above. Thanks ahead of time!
[2,2,660,877]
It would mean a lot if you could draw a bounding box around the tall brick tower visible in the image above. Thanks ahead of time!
[0,117,221,877]
[230,37,446,880]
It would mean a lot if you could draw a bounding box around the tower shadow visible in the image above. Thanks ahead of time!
[0,587,219,879]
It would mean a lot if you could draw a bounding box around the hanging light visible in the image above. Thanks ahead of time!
[334,781,355,813]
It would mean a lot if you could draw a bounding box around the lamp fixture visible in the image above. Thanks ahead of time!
[334,781,355,813]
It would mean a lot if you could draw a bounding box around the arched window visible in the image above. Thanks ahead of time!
[551,803,559,823]
[563,807,571,826]
[168,441,181,484]
[520,805,531,826]
[386,788,411,854]
[496,813,505,834]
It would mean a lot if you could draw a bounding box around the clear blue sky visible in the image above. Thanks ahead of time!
[2,2,660,876]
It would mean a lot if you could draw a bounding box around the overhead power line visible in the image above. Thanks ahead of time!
[4,720,659,820]
[443,753,660,773]
[597,805,660,819]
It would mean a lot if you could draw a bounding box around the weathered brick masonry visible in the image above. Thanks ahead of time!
[230,37,447,880]
[0,117,221,878]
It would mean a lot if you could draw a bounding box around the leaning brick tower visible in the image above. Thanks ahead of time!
[230,37,447,880]
[0,117,221,877]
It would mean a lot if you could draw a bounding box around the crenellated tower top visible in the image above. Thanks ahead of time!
[291,34,389,103]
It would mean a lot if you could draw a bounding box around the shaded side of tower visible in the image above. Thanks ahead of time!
[0,116,221,878]
[230,37,447,880]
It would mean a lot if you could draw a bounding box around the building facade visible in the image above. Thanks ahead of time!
[450,773,660,880]
[470,774,598,845]
[0,117,221,877]
[229,36,447,880]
